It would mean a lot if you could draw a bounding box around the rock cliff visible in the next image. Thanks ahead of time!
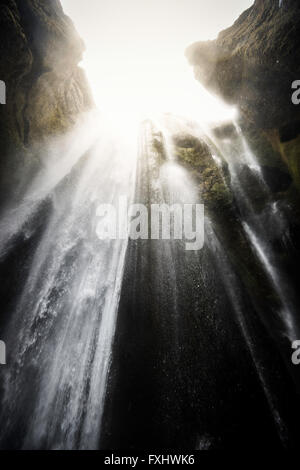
[0,0,93,201]
[186,0,300,189]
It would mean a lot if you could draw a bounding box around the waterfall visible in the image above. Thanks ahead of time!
[0,110,298,449]
[199,120,299,341]
[205,221,290,444]
[243,222,297,342]
[0,111,137,449]
[130,115,298,446]
[163,116,296,443]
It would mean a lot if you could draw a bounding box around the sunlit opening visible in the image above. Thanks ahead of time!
[61,0,253,126]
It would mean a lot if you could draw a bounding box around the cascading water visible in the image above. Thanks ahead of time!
[204,220,290,444]
[166,117,299,440]
[205,122,299,341]
[100,115,297,449]
[0,111,137,449]
[0,108,299,449]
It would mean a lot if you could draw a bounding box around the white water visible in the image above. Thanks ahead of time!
[157,118,295,444]
[0,111,137,449]
[156,116,297,443]
[205,221,289,444]
[0,110,297,449]
[243,222,297,341]
[198,119,298,342]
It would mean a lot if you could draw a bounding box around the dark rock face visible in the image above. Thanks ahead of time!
[101,124,299,449]
[186,0,300,130]
[186,0,300,187]
[0,0,93,200]
[171,133,282,320]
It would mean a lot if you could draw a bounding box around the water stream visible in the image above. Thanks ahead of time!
[0,110,298,449]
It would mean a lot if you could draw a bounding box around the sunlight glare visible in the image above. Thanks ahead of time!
[61,0,253,125]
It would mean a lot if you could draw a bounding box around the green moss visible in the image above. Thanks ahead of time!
[172,133,233,212]
[148,128,283,327]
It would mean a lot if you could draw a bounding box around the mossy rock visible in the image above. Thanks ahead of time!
[172,133,233,212]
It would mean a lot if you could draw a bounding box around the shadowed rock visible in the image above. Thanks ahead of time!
[186,0,300,130]
[186,0,300,200]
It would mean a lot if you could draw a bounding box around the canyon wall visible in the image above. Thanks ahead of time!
[0,0,93,202]
[186,0,300,192]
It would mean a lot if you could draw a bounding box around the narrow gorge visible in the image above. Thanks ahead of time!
[0,0,299,450]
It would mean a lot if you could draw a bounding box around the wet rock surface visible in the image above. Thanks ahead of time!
[101,123,284,449]
[186,0,300,189]
[0,0,300,451]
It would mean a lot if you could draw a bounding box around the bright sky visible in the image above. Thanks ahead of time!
[61,0,253,123]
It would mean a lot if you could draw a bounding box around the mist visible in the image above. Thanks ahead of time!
[61,0,253,122]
